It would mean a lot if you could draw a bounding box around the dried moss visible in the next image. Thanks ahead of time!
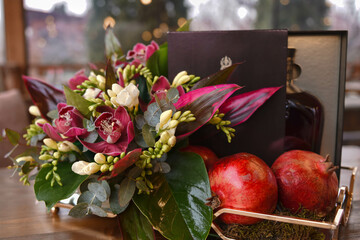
[218,206,335,240]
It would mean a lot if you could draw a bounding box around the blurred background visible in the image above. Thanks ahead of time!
[1,0,360,174]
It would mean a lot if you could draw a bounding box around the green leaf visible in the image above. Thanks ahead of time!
[110,184,129,214]
[191,63,242,90]
[142,124,156,147]
[137,76,151,104]
[5,128,20,146]
[63,85,93,117]
[34,161,88,210]
[144,102,162,127]
[21,161,31,174]
[146,42,168,77]
[88,182,107,202]
[133,151,212,240]
[69,202,89,218]
[118,202,154,240]
[47,109,59,120]
[176,19,192,32]
[118,177,136,207]
[105,27,125,61]
[105,60,117,92]
[167,87,180,104]
[89,204,108,217]
[77,190,102,207]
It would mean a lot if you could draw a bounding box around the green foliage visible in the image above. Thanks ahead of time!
[144,102,162,127]
[142,124,156,147]
[133,151,212,240]
[105,60,117,91]
[146,43,168,77]
[34,161,88,210]
[5,128,20,146]
[105,27,125,62]
[118,177,136,207]
[63,86,93,117]
[69,202,108,218]
[118,202,154,240]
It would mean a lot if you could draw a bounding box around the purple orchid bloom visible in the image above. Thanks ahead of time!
[79,106,135,156]
[42,103,88,142]
[68,70,88,90]
[126,41,159,65]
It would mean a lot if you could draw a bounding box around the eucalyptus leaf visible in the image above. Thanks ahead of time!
[144,102,162,127]
[133,151,212,240]
[83,118,96,132]
[118,202,154,240]
[134,128,148,148]
[127,166,142,179]
[101,180,111,197]
[110,184,129,214]
[34,161,88,210]
[77,190,102,207]
[155,94,176,112]
[68,153,77,162]
[142,124,156,147]
[69,202,89,218]
[166,88,180,104]
[118,178,136,207]
[79,177,98,193]
[88,182,107,202]
[83,131,98,143]
[89,204,108,217]
[159,162,171,173]
[5,128,20,146]
[64,86,93,117]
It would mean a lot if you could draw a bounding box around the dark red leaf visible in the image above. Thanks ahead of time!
[219,86,282,127]
[99,148,142,180]
[175,84,241,138]
[190,62,244,90]
[23,76,65,121]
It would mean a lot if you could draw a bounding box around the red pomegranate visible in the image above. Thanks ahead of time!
[271,150,338,216]
[208,153,278,225]
[181,145,218,170]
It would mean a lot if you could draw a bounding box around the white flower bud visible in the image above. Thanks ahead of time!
[62,141,81,153]
[94,153,106,164]
[177,75,191,86]
[96,75,106,84]
[16,156,35,163]
[168,136,176,147]
[160,131,171,144]
[58,142,72,152]
[172,71,188,87]
[71,161,100,175]
[35,118,48,126]
[29,105,41,117]
[43,138,58,150]
[169,120,179,129]
[83,88,101,100]
[159,110,173,129]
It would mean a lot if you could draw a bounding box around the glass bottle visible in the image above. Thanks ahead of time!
[284,48,324,153]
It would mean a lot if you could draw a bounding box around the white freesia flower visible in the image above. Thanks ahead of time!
[83,88,101,100]
[109,83,140,109]
[159,110,172,129]
[71,161,100,175]
[94,153,106,164]
[16,156,35,163]
[29,105,41,117]
[58,141,81,153]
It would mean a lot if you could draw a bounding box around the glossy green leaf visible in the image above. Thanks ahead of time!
[63,85,93,117]
[118,177,136,207]
[119,202,154,240]
[176,19,192,32]
[133,151,212,240]
[137,76,151,104]
[5,128,20,146]
[146,43,168,77]
[105,60,117,92]
[34,161,88,210]
[191,63,242,90]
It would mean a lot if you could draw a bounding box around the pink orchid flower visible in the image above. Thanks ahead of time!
[42,103,88,142]
[126,41,159,65]
[79,106,135,156]
[68,70,88,90]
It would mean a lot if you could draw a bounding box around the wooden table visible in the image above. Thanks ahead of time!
[0,168,358,240]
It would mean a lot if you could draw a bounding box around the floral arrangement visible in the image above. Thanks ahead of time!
[4,27,280,240]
